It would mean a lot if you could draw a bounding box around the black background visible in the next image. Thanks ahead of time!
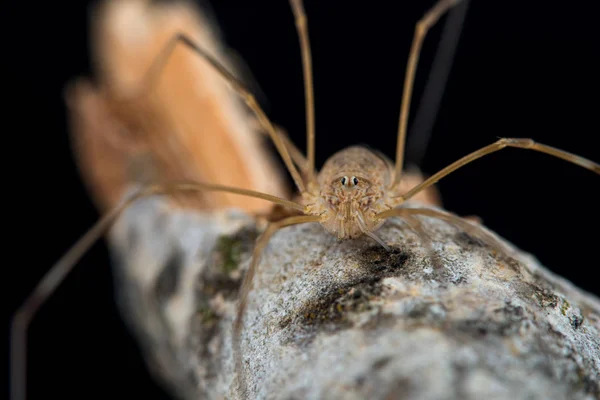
[6,0,599,399]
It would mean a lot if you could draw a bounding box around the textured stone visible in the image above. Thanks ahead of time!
[109,193,600,400]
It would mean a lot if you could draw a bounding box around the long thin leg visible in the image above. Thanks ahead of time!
[9,181,303,400]
[111,33,306,194]
[233,214,321,397]
[406,0,470,167]
[289,0,317,181]
[395,138,600,203]
[278,126,311,175]
[402,214,444,269]
[253,120,310,176]
[393,0,463,186]
[377,206,513,258]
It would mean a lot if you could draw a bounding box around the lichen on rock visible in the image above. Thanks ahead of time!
[109,195,600,400]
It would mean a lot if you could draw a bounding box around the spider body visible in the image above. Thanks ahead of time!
[304,146,394,240]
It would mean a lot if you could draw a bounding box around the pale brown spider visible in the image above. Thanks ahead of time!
[10,0,599,399]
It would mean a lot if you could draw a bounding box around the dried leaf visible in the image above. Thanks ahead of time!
[66,0,288,213]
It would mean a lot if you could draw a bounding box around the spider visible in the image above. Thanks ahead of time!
[10,0,599,399]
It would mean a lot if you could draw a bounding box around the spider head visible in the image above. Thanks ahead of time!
[308,146,392,240]
[315,174,386,239]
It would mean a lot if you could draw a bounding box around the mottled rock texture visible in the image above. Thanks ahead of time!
[109,195,600,400]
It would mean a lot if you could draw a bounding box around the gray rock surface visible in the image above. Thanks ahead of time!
[108,194,600,400]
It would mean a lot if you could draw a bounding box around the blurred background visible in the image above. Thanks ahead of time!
[6,0,599,399]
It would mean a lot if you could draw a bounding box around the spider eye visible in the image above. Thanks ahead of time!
[341,176,348,186]
[352,176,359,185]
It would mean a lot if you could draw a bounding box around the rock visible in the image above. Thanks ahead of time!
[108,193,600,400]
